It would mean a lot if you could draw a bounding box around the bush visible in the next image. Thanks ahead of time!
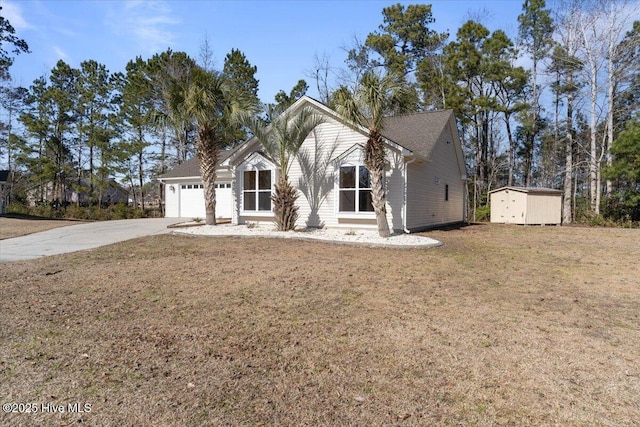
[576,209,639,229]
[7,202,30,215]
[64,205,89,220]
[5,201,153,221]
[475,204,491,222]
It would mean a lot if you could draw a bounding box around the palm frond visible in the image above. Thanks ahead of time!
[241,105,324,177]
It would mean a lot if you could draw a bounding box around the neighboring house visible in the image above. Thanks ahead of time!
[69,178,129,205]
[159,96,468,232]
[489,187,562,225]
[0,170,10,214]
[26,176,129,206]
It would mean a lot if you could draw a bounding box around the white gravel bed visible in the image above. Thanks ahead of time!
[171,223,442,248]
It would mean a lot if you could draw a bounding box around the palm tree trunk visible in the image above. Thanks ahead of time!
[273,176,299,231]
[196,124,219,225]
[366,130,390,238]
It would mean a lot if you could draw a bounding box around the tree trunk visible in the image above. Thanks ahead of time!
[528,57,538,188]
[606,23,615,197]
[589,60,598,213]
[196,125,219,225]
[563,83,574,225]
[365,130,390,238]
[272,176,299,231]
[505,112,515,187]
[138,149,145,211]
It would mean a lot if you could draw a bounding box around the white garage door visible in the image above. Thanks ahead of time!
[214,183,233,219]
[179,184,206,219]
[179,182,232,219]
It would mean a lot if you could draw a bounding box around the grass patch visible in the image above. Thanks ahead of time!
[0,215,79,239]
[1,224,639,426]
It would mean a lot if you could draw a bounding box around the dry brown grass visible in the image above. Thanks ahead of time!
[0,215,79,240]
[1,224,638,426]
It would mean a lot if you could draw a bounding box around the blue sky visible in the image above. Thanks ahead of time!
[4,0,525,103]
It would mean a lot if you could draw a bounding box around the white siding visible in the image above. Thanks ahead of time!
[286,118,405,230]
[235,153,276,225]
[289,118,369,229]
[405,129,465,230]
[165,183,180,217]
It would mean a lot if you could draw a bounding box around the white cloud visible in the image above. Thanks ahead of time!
[107,0,180,54]
[1,0,33,30]
[53,46,69,62]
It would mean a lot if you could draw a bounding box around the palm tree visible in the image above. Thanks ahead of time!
[243,105,324,231]
[185,66,256,225]
[333,71,404,237]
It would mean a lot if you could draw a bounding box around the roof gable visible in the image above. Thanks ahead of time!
[331,143,366,165]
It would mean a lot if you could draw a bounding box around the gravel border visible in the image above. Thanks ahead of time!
[170,223,442,249]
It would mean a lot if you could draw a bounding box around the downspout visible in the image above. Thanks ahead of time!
[403,155,417,234]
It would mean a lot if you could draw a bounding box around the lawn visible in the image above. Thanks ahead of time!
[0,215,79,240]
[1,224,638,426]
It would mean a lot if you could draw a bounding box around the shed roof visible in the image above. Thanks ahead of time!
[489,186,562,195]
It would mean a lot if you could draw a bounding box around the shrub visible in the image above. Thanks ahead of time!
[7,202,30,215]
[475,204,491,222]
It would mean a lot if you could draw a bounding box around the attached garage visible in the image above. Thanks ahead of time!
[159,152,234,220]
[489,187,562,225]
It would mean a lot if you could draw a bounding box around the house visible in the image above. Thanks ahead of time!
[0,170,9,214]
[159,149,235,219]
[26,176,129,207]
[489,186,562,225]
[68,177,129,205]
[159,96,468,232]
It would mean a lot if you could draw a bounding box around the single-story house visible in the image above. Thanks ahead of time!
[159,96,468,232]
[69,177,129,205]
[26,177,129,207]
[489,186,562,225]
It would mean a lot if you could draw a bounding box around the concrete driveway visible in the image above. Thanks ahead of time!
[0,218,186,262]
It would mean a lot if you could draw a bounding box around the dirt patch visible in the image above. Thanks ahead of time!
[0,215,83,240]
[1,224,638,426]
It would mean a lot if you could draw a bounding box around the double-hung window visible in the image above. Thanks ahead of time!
[243,170,271,211]
[338,165,374,212]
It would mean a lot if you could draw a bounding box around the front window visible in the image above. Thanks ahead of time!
[243,170,271,211]
[339,165,373,212]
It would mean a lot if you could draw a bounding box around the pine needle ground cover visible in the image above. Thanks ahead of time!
[1,224,638,426]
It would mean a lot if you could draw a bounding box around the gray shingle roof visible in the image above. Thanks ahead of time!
[159,149,234,179]
[381,110,454,159]
[489,186,562,195]
[160,105,457,179]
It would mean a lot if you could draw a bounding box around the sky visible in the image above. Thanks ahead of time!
[2,0,525,103]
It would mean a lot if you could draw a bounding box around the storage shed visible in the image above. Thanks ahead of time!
[489,187,562,225]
